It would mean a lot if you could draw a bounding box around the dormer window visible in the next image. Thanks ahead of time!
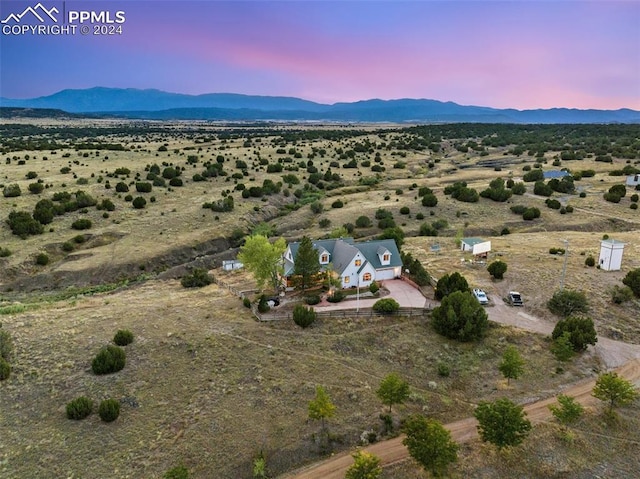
[320,253,329,264]
[383,254,390,262]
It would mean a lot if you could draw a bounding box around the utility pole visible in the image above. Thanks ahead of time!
[560,239,569,290]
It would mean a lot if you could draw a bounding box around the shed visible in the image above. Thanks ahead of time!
[460,237,491,257]
[626,174,640,187]
[222,259,244,271]
[598,239,625,271]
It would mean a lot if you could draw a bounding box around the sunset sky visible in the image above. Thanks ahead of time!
[1,0,639,109]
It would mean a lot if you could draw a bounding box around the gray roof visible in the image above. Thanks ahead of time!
[285,238,401,274]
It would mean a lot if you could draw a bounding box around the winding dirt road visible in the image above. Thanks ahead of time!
[280,304,640,479]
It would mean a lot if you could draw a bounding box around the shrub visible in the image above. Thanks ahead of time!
[622,268,640,297]
[400,206,410,215]
[373,298,400,314]
[304,295,321,305]
[242,297,251,308]
[331,199,344,208]
[369,281,380,294]
[551,316,597,352]
[293,305,316,328]
[92,345,126,375]
[0,356,10,380]
[257,295,270,313]
[437,362,451,377]
[522,207,541,221]
[115,181,129,192]
[421,194,438,207]
[632,203,639,210]
[487,260,507,280]
[6,211,44,238]
[547,289,589,317]
[355,215,372,228]
[169,177,183,187]
[319,218,331,228]
[609,285,634,304]
[35,252,49,266]
[66,396,93,420]
[164,465,189,479]
[132,196,147,209]
[3,184,21,197]
[28,182,44,194]
[585,255,595,267]
[98,399,120,422]
[71,219,92,230]
[0,328,13,361]
[327,291,345,303]
[62,241,74,252]
[135,182,152,193]
[181,268,212,288]
[113,329,134,346]
[0,247,11,257]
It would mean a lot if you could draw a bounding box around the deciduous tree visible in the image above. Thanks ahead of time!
[474,398,532,450]
[592,372,639,414]
[308,385,336,437]
[402,415,458,476]
[499,345,525,385]
[376,373,410,413]
[548,394,583,430]
[345,450,382,479]
[238,235,287,291]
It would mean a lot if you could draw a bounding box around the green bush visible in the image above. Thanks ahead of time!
[115,182,129,192]
[164,465,189,479]
[437,362,451,377]
[551,316,597,352]
[0,328,13,361]
[585,255,595,267]
[372,298,400,314]
[327,291,345,303]
[432,291,489,342]
[522,207,541,220]
[62,241,74,252]
[98,398,120,422]
[169,177,183,187]
[622,268,640,297]
[3,184,22,198]
[609,285,634,304]
[435,272,469,300]
[6,211,44,238]
[181,268,212,288]
[355,215,372,228]
[135,182,152,193]
[71,219,92,230]
[257,295,270,313]
[304,295,321,305]
[242,297,251,308]
[487,260,507,279]
[547,289,589,317]
[66,396,93,420]
[35,252,49,265]
[132,196,147,209]
[0,357,10,381]
[0,247,11,257]
[293,305,316,328]
[369,281,380,294]
[92,345,126,375]
[113,329,134,346]
[331,199,344,208]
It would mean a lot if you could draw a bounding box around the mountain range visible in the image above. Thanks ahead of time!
[1,87,639,123]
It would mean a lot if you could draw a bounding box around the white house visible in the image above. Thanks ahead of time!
[626,174,640,187]
[598,239,626,271]
[282,238,402,289]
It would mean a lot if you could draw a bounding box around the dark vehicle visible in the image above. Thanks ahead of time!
[266,297,280,307]
[508,291,523,306]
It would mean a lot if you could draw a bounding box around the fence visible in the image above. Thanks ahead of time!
[211,276,258,299]
[253,306,431,322]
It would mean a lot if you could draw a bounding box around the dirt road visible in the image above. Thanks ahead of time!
[280,304,640,479]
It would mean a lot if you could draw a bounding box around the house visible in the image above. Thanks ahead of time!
[460,237,491,257]
[543,170,571,179]
[598,239,626,271]
[626,174,640,187]
[282,238,402,289]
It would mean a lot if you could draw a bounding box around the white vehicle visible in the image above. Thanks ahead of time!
[473,288,489,305]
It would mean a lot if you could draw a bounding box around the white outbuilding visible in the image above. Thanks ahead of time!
[598,239,626,271]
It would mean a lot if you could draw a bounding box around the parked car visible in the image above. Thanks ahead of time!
[473,288,489,305]
[266,297,280,307]
[508,291,523,306]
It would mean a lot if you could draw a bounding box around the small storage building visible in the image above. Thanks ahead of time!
[598,239,625,271]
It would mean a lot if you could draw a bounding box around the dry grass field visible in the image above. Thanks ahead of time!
[1,119,639,477]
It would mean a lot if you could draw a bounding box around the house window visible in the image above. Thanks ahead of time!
[363,272,372,281]
[383,254,390,262]
[344,276,350,284]
[354,259,362,267]
[321,254,328,263]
